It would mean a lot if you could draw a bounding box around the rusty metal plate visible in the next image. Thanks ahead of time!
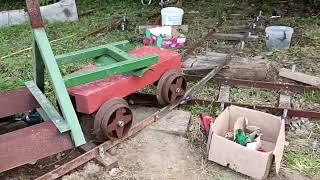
[0,87,39,119]
[26,0,44,28]
[0,121,73,173]
[185,75,319,93]
[127,93,320,119]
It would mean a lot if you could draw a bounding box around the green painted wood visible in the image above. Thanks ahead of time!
[36,108,50,121]
[95,55,118,66]
[105,45,134,61]
[32,32,45,92]
[33,29,86,147]
[55,40,130,66]
[132,68,149,77]
[64,55,158,88]
[25,81,70,133]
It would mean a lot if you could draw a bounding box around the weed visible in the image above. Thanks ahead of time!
[183,103,218,117]
[303,91,320,104]
[284,151,320,177]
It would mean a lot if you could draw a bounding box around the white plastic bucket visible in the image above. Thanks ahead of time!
[265,26,294,50]
[161,7,184,26]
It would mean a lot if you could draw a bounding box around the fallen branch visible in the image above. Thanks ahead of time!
[79,17,122,41]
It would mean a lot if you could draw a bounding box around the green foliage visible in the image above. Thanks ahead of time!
[284,151,320,177]
[303,91,320,104]
[39,0,59,6]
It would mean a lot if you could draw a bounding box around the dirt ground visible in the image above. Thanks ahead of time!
[61,107,310,180]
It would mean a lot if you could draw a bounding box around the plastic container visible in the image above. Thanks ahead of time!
[265,26,294,50]
[161,7,184,26]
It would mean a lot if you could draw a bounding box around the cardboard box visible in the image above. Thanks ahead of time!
[145,26,186,48]
[207,105,285,179]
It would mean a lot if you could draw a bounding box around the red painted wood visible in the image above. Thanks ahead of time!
[68,46,181,114]
[0,121,73,173]
[0,87,40,119]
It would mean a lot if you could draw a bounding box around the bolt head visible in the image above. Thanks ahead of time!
[118,121,124,127]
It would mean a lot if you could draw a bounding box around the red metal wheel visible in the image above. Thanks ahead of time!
[156,70,178,106]
[94,98,132,141]
[162,73,187,104]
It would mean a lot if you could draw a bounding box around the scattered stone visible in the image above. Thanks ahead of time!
[109,168,121,177]
[265,51,274,56]
[28,161,37,165]
[108,149,117,156]
[149,110,191,137]
[56,153,62,160]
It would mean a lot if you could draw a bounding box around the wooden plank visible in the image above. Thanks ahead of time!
[0,87,39,119]
[138,25,188,34]
[218,85,230,111]
[0,121,73,173]
[279,68,320,87]
[25,81,70,133]
[34,28,86,146]
[218,85,230,102]
[183,54,270,81]
[55,41,130,66]
[79,142,118,169]
[279,94,291,118]
[205,33,259,41]
[105,45,134,61]
[279,94,291,109]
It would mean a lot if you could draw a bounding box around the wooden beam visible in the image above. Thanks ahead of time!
[34,28,86,146]
[279,94,291,109]
[279,68,320,87]
[25,81,70,133]
[55,41,130,66]
[204,33,259,41]
[218,85,230,111]
[63,55,158,88]
[279,93,291,118]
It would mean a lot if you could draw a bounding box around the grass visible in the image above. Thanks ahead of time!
[284,151,320,177]
[303,91,320,104]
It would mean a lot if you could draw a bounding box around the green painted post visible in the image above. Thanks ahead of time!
[32,32,45,92]
[33,29,86,147]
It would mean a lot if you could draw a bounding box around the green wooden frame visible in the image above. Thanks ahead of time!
[33,29,86,147]
[31,29,158,147]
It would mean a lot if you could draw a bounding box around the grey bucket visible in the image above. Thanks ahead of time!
[265,26,294,50]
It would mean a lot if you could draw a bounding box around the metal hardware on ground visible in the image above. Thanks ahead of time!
[79,142,119,169]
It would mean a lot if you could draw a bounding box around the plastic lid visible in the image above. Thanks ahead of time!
[161,7,184,14]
